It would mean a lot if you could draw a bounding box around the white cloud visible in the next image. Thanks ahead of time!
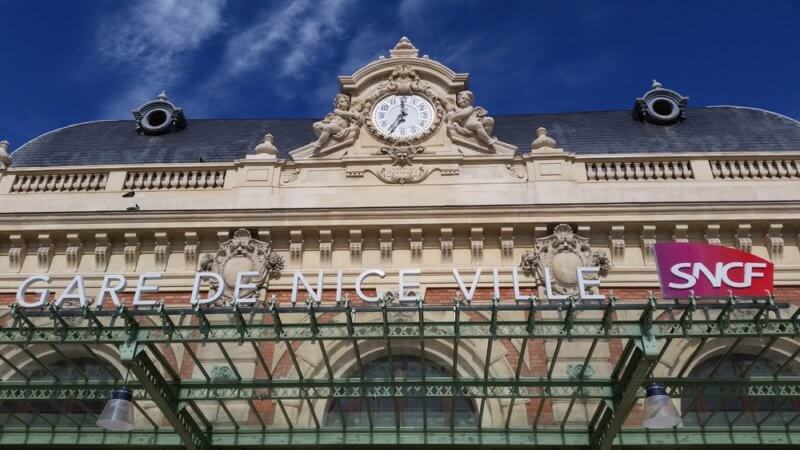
[96,0,226,116]
[220,0,355,79]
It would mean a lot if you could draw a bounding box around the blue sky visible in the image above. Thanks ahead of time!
[2,0,800,151]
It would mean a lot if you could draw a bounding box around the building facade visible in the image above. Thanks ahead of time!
[1,37,799,449]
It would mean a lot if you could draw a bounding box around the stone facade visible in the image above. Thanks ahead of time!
[1,37,800,433]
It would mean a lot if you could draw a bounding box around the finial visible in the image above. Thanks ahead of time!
[0,140,11,168]
[254,133,279,157]
[390,36,419,58]
[157,90,168,101]
[394,36,415,50]
[531,127,556,150]
[651,79,662,89]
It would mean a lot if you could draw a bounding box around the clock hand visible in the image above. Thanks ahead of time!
[387,113,404,134]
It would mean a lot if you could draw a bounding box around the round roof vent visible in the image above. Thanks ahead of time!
[132,91,186,135]
[633,80,688,125]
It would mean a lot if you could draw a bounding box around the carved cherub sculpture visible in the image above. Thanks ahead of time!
[447,90,497,148]
[312,94,361,150]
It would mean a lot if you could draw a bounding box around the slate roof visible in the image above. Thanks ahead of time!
[10,106,800,168]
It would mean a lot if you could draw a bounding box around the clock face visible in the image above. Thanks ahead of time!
[371,95,434,140]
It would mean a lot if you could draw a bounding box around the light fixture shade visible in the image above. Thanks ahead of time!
[97,388,135,431]
[643,384,682,429]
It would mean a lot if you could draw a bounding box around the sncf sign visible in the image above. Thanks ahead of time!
[654,243,774,298]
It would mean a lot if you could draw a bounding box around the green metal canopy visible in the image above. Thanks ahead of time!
[0,296,798,449]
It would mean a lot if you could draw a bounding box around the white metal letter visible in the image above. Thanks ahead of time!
[577,267,604,300]
[55,275,88,307]
[453,268,481,302]
[16,274,50,308]
[355,269,385,303]
[190,272,225,305]
[399,269,421,302]
[133,273,160,306]
[291,271,324,304]
[544,268,568,301]
[96,274,126,309]
[233,271,260,304]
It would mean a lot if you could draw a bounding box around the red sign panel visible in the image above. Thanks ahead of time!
[654,243,774,298]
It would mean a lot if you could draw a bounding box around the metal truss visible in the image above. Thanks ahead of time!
[0,295,798,449]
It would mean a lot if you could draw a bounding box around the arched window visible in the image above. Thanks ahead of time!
[325,355,476,428]
[682,352,800,427]
[2,356,120,427]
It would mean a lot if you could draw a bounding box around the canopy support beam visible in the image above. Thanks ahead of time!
[590,335,660,450]
[119,341,211,450]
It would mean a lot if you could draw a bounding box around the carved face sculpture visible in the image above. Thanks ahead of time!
[334,94,350,110]
[457,90,474,108]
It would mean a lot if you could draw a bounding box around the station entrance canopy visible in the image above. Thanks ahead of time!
[0,296,798,449]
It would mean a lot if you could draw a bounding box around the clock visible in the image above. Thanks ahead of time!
[371,94,435,141]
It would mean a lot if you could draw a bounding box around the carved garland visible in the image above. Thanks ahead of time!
[360,65,447,146]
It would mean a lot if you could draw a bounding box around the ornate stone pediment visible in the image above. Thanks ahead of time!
[520,224,610,297]
[199,229,284,304]
[290,37,516,162]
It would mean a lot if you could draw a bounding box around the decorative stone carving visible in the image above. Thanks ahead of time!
[124,233,141,272]
[254,133,279,157]
[409,228,423,260]
[735,224,752,253]
[767,224,784,262]
[520,224,610,296]
[154,232,171,272]
[531,127,556,150]
[440,228,454,261]
[37,234,53,271]
[94,233,111,272]
[704,224,721,246]
[673,224,689,243]
[289,230,303,263]
[319,230,332,266]
[199,228,284,304]
[373,146,429,184]
[609,226,625,264]
[641,225,656,265]
[446,90,497,149]
[500,227,514,263]
[349,229,363,263]
[66,234,83,273]
[9,234,26,273]
[312,94,361,151]
[380,229,393,261]
[470,227,484,258]
[566,363,595,379]
[389,36,419,58]
[506,163,527,180]
[361,64,446,146]
[280,168,301,185]
[184,232,199,271]
[0,140,11,169]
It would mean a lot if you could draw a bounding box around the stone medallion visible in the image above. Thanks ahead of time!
[199,228,284,304]
[520,224,611,298]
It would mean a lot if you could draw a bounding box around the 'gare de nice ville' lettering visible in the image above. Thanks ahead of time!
[14,267,604,309]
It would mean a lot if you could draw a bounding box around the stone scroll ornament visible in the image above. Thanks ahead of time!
[311,94,362,151]
[519,224,611,298]
[373,146,430,184]
[446,90,497,149]
[198,229,284,305]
